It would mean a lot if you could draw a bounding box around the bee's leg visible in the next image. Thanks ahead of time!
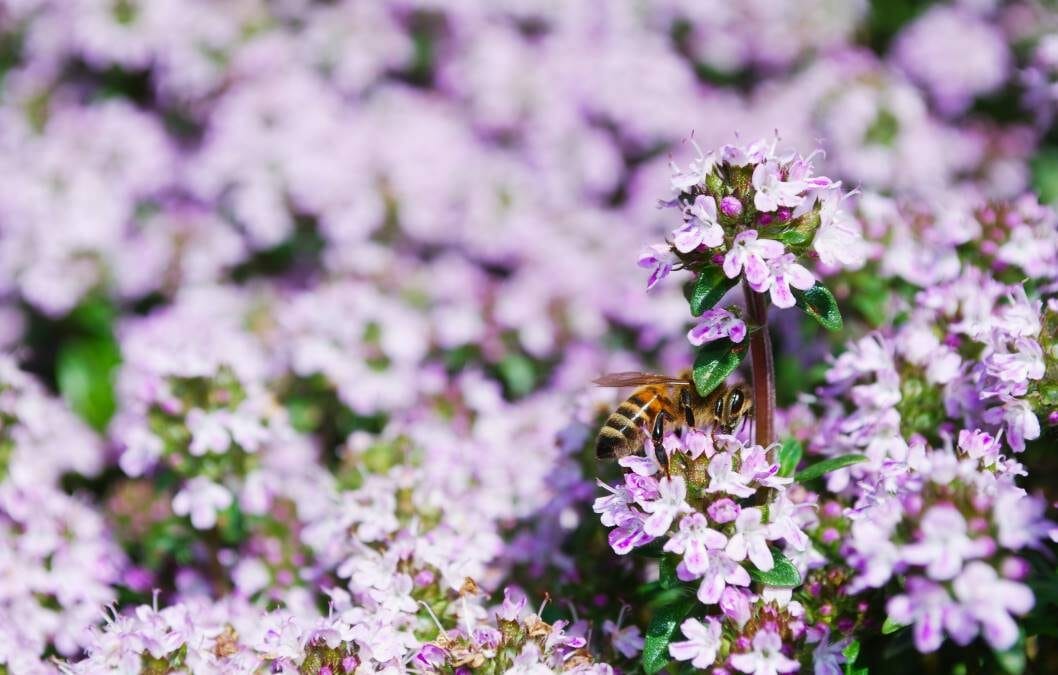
[680,388,696,429]
[652,412,670,476]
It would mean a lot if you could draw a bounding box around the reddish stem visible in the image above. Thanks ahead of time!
[743,281,775,448]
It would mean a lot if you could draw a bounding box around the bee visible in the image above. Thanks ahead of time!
[593,371,752,460]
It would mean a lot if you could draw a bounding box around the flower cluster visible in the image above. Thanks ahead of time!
[641,138,864,307]
[0,1,1056,673]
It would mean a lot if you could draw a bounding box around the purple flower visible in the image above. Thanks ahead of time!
[986,337,1045,383]
[707,498,740,524]
[619,440,663,476]
[723,230,784,291]
[729,629,800,675]
[663,513,727,576]
[886,578,957,653]
[985,396,1040,452]
[638,245,678,290]
[725,507,775,571]
[687,308,747,346]
[762,253,815,309]
[721,196,744,218]
[640,476,693,536]
[720,586,752,629]
[752,161,806,213]
[673,196,724,252]
[668,617,721,668]
[697,550,751,604]
[705,451,756,498]
[901,504,990,580]
[808,628,850,675]
[172,478,233,530]
[812,191,866,269]
[670,141,715,193]
[602,618,644,659]
[952,562,1034,651]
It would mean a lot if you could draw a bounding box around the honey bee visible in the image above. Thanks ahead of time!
[593,371,752,460]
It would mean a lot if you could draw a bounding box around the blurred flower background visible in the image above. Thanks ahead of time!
[0,0,1057,673]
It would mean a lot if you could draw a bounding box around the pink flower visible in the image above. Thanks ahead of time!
[886,578,958,653]
[761,253,815,309]
[687,308,746,346]
[638,245,678,290]
[986,337,1045,383]
[729,629,800,674]
[608,511,654,554]
[752,161,806,212]
[673,196,724,252]
[901,504,991,580]
[952,562,1034,651]
[813,191,866,269]
[695,550,751,603]
[639,476,693,536]
[669,617,721,668]
[663,513,727,576]
[705,451,756,498]
[723,230,784,290]
[725,507,775,571]
[172,478,233,530]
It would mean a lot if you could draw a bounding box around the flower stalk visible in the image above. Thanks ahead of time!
[742,281,775,449]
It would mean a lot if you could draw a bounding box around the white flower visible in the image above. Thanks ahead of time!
[172,478,233,530]
[725,507,775,571]
[752,161,805,212]
[673,196,724,252]
[723,230,785,292]
[730,629,800,675]
[639,476,692,536]
[813,191,866,269]
[668,617,722,668]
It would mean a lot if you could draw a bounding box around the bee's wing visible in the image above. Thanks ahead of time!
[593,371,690,387]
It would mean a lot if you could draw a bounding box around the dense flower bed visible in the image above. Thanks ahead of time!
[0,1,1057,673]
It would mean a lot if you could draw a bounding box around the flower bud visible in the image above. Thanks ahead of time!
[720,196,743,218]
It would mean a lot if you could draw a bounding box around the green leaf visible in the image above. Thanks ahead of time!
[1032,148,1058,205]
[641,597,696,675]
[843,639,868,675]
[881,616,907,635]
[777,229,810,246]
[497,354,536,397]
[793,283,843,331]
[746,548,801,587]
[689,266,738,316]
[659,555,680,590]
[56,336,121,431]
[692,339,748,397]
[995,631,1026,675]
[777,438,803,477]
[796,454,868,483]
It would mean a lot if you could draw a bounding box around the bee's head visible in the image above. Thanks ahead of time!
[722,383,752,429]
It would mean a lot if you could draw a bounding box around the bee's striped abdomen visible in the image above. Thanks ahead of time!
[595,386,668,459]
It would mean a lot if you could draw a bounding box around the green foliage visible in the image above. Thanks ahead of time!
[1032,148,1058,205]
[641,597,696,675]
[881,616,907,635]
[658,554,681,590]
[688,266,738,316]
[497,353,537,398]
[796,454,868,483]
[777,438,803,478]
[993,630,1026,675]
[793,283,844,331]
[844,639,868,675]
[692,339,748,397]
[746,548,801,587]
[57,336,121,431]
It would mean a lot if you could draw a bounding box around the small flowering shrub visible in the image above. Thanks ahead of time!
[0,2,1057,675]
